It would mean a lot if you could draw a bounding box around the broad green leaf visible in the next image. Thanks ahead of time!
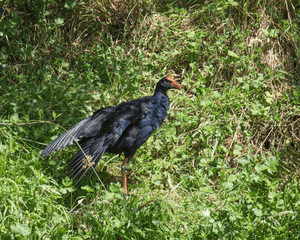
[12,113,19,123]
[81,185,94,193]
[62,177,73,187]
[266,156,278,173]
[268,191,276,199]
[55,18,64,25]
[39,109,44,118]
[265,91,274,104]
[238,157,250,165]
[233,144,243,156]
[64,0,77,9]
[255,164,268,173]
[203,209,210,217]
[104,192,115,201]
[228,0,238,6]
[228,50,239,58]
[222,181,233,190]
[109,182,121,193]
[227,174,237,182]
[252,208,263,217]
[10,223,31,236]
[187,31,195,38]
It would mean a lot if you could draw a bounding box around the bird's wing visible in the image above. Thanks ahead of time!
[40,107,116,157]
[41,97,151,158]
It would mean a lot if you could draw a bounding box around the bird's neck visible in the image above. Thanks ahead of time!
[152,91,170,109]
[153,88,168,96]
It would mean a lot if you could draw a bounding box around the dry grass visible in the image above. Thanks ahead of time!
[236,1,299,80]
[2,0,299,76]
[1,0,159,73]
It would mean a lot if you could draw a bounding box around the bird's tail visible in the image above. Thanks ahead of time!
[67,138,109,186]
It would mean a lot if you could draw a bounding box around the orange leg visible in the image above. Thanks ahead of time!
[121,157,132,195]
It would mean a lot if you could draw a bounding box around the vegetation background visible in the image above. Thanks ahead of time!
[1,0,300,239]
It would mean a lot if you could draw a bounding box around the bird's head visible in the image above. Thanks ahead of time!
[155,76,181,94]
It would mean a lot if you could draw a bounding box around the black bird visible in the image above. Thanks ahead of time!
[41,76,181,194]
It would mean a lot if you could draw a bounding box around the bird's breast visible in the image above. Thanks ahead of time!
[145,95,169,127]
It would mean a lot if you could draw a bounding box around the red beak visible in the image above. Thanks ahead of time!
[166,76,181,90]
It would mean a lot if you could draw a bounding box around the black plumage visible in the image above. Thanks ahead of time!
[41,76,181,193]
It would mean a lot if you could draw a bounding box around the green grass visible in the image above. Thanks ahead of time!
[1,0,300,239]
